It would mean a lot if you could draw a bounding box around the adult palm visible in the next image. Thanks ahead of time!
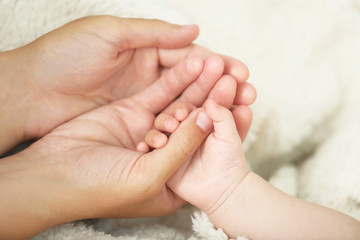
[26,57,218,222]
[1,58,212,239]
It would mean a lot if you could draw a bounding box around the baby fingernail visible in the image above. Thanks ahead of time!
[175,109,186,120]
[196,112,212,132]
[165,119,177,131]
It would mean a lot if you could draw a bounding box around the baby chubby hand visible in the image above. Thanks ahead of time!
[139,99,250,214]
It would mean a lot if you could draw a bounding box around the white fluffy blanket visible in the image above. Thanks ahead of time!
[1,0,360,239]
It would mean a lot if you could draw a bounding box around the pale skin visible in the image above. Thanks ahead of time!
[0,54,255,239]
[0,15,257,239]
[0,15,251,155]
[143,100,360,240]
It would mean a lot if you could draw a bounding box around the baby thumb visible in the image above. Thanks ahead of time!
[205,99,241,142]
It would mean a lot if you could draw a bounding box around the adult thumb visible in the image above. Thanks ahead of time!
[142,109,212,185]
[100,17,199,51]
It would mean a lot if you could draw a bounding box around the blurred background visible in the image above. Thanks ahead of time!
[1,0,360,239]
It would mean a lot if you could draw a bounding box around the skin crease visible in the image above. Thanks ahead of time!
[0,15,252,155]
[0,54,256,239]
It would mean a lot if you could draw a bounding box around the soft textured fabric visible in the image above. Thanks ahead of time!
[1,0,360,239]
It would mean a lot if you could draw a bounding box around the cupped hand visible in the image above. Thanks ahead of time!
[14,15,249,141]
[26,57,207,217]
[1,56,245,239]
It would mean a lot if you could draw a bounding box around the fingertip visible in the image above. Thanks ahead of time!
[175,108,188,121]
[223,56,250,82]
[232,105,253,141]
[232,62,250,82]
[136,142,150,153]
[183,57,204,77]
[156,134,168,148]
[111,18,199,50]
[240,63,250,81]
[181,24,199,37]
[207,55,225,73]
[155,113,179,133]
[179,57,205,81]
[233,105,253,122]
[208,75,237,109]
[149,19,199,48]
[195,111,213,132]
[235,83,257,105]
[165,118,180,133]
[168,102,194,121]
[145,130,169,149]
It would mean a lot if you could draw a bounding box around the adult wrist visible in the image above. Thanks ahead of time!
[0,48,35,155]
[0,149,92,239]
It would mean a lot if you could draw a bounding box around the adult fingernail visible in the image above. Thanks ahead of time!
[196,112,212,132]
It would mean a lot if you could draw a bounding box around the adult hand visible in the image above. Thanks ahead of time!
[0,15,250,155]
[0,56,253,239]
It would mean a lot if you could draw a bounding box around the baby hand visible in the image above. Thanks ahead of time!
[139,100,360,240]
[139,99,250,214]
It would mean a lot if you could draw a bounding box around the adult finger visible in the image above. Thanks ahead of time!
[232,105,253,141]
[83,16,200,51]
[207,75,237,109]
[133,57,204,113]
[141,109,212,185]
[161,56,225,113]
[234,82,257,106]
[159,44,249,82]
[173,55,224,107]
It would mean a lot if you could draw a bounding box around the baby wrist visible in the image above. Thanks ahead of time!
[204,171,248,216]
[207,172,260,239]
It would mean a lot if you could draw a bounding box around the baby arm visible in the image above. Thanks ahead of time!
[142,100,360,240]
